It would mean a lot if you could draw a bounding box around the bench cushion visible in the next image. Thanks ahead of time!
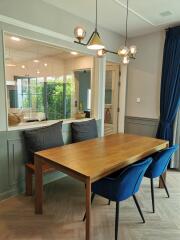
[71,119,98,143]
[23,121,64,163]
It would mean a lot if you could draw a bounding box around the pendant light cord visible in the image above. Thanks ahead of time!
[95,0,98,31]
[125,0,129,46]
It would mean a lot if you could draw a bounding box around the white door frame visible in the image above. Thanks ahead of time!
[105,63,120,133]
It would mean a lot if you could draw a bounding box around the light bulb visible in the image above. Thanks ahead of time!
[122,56,130,65]
[97,49,106,57]
[74,27,86,42]
[118,46,129,56]
[21,65,26,69]
[130,45,137,55]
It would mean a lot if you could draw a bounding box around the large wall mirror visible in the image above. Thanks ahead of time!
[4,33,95,128]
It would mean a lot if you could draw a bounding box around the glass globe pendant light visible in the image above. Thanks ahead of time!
[117,0,137,64]
[74,27,86,42]
[74,0,105,50]
[73,0,137,63]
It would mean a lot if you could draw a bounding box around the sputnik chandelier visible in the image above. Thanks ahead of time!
[73,0,137,64]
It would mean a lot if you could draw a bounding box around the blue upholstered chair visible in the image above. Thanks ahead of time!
[84,158,152,240]
[144,144,179,213]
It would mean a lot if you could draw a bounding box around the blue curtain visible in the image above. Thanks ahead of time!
[156,26,180,145]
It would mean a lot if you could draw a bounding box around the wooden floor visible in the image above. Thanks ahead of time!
[0,171,180,240]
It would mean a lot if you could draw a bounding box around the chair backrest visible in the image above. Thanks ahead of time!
[71,119,98,143]
[145,144,179,178]
[115,158,152,201]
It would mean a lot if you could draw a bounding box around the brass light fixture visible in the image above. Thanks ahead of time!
[116,0,137,64]
[74,0,105,50]
[73,0,137,64]
[98,0,137,64]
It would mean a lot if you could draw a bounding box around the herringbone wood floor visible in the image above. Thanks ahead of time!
[0,171,180,240]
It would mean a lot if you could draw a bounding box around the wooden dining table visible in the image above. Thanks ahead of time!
[34,133,168,240]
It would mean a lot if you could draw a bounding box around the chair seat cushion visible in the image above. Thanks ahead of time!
[71,119,98,143]
[23,121,64,163]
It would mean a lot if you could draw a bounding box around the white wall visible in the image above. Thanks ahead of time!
[64,56,93,74]
[5,57,64,80]
[5,55,93,80]
[126,31,165,119]
[0,0,126,131]
[0,0,124,58]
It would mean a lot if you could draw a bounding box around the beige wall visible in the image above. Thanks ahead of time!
[5,56,93,80]
[64,56,93,74]
[126,31,165,119]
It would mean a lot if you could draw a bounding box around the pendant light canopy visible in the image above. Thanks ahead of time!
[74,0,105,50]
[73,0,137,64]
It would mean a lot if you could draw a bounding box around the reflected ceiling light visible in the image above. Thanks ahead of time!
[11,36,21,41]
[44,63,48,67]
[21,65,26,69]
[70,51,78,55]
[33,59,39,63]
[74,0,105,50]
[6,64,16,67]
[37,70,40,74]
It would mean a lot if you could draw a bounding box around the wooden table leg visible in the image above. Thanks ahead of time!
[159,172,167,188]
[35,156,43,214]
[85,178,91,240]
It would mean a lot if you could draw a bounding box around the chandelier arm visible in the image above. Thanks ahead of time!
[74,30,96,46]
[105,49,118,55]
[74,41,88,46]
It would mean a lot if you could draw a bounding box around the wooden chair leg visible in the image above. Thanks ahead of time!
[25,167,33,196]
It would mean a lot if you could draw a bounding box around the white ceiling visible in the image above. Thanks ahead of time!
[43,0,180,37]
[4,34,83,64]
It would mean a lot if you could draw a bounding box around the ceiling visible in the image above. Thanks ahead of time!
[4,34,83,64]
[43,0,180,37]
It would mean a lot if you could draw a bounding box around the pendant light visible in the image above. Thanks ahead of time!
[73,0,137,64]
[74,0,105,50]
[117,0,137,64]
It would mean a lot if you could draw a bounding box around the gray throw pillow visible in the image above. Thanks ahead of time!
[23,121,64,163]
[71,119,98,143]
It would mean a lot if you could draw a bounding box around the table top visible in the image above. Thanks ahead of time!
[35,133,168,182]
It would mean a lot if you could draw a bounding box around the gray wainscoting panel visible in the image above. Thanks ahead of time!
[125,116,159,137]
[0,119,101,201]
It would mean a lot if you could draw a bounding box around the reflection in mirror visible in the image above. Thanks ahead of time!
[4,33,94,127]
